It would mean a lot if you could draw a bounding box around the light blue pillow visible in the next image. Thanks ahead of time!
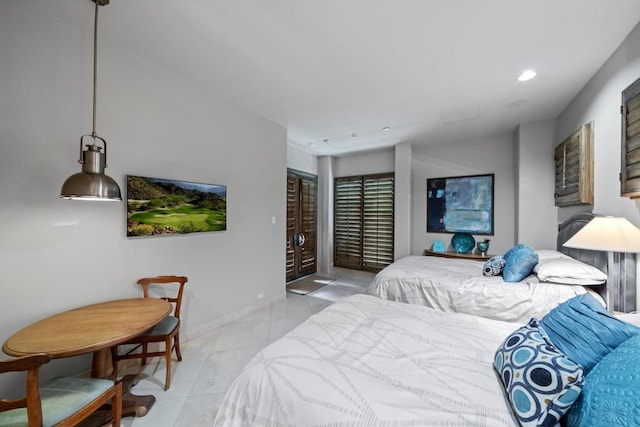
[503,244,539,282]
[540,293,640,374]
[494,318,584,427]
[566,333,640,426]
[483,255,505,277]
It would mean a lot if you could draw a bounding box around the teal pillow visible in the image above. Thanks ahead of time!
[494,318,584,427]
[540,293,640,374]
[567,334,640,426]
[503,244,539,282]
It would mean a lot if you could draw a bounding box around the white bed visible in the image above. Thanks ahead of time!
[214,294,519,427]
[366,254,590,323]
[365,213,632,323]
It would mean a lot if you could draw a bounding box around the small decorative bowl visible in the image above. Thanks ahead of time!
[477,240,490,256]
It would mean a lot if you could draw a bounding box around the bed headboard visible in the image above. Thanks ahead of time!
[557,213,637,312]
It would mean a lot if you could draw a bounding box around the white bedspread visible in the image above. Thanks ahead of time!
[367,255,589,324]
[214,294,519,427]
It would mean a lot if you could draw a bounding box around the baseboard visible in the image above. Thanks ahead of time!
[183,292,285,342]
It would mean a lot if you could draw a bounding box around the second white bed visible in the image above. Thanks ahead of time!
[366,255,592,323]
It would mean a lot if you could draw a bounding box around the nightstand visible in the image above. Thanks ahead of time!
[423,249,492,262]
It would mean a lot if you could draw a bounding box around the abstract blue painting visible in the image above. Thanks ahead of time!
[427,174,494,235]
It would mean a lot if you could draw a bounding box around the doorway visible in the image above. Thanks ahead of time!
[286,169,318,282]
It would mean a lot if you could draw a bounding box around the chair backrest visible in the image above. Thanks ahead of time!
[0,353,51,427]
[137,275,188,319]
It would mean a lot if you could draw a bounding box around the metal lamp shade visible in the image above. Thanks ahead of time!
[60,144,121,201]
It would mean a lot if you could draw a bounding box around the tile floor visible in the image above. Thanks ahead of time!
[120,267,375,427]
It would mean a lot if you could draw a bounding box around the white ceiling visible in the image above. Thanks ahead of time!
[35,0,640,156]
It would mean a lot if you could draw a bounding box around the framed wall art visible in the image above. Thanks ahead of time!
[427,173,494,235]
[127,175,226,237]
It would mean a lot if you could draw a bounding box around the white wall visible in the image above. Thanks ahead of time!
[316,156,335,274]
[333,148,395,177]
[555,21,640,309]
[556,22,640,224]
[0,0,286,391]
[287,144,317,175]
[515,120,558,249]
[412,134,516,256]
[394,143,413,260]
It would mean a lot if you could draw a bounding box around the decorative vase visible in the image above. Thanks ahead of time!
[477,239,490,256]
[451,233,475,254]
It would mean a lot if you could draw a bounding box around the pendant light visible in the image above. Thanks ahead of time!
[60,0,121,201]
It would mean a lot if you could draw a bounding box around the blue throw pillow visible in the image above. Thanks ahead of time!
[483,255,505,277]
[540,293,640,374]
[566,334,640,426]
[503,244,539,282]
[494,318,584,427]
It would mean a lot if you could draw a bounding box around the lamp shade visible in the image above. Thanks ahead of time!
[563,216,640,253]
[60,172,121,201]
[60,143,121,201]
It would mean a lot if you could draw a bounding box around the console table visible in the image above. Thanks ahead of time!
[423,249,492,261]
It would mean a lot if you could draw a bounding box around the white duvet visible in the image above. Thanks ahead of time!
[367,255,591,324]
[214,294,519,427]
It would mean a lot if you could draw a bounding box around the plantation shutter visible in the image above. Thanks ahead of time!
[334,177,363,269]
[334,173,394,272]
[363,175,394,270]
[554,122,593,206]
[622,77,640,198]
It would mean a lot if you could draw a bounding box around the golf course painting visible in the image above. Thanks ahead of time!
[127,175,226,237]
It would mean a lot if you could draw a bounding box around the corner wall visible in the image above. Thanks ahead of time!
[515,120,557,249]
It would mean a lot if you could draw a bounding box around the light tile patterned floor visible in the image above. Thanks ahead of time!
[121,267,375,427]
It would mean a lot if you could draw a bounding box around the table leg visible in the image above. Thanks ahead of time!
[121,374,156,417]
[90,349,156,417]
[91,348,112,379]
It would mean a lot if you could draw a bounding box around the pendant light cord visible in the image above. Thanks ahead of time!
[92,0,99,139]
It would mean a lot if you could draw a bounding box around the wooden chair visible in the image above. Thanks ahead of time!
[0,353,122,427]
[111,275,188,391]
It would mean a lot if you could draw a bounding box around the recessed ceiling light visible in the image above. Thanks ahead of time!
[518,70,536,82]
[382,126,391,132]
[323,139,330,144]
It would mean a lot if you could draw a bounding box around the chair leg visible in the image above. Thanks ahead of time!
[164,336,172,391]
[111,346,119,381]
[174,332,182,362]
[111,381,123,426]
[141,343,148,366]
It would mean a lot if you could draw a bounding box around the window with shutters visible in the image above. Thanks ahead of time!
[622,77,640,198]
[554,121,593,206]
[334,173,394,272]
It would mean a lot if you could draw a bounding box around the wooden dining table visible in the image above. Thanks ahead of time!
[3,298,171,418]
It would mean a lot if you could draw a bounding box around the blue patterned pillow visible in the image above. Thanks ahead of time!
[503,244,539,282]
[483,255,505,276]
[566,333,640,426]
[494,319,584,427]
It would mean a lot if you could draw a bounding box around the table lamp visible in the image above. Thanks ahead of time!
[563,216,640,313]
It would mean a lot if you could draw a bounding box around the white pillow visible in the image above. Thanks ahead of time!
[534,249,572,267]
[536,258,606,285]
